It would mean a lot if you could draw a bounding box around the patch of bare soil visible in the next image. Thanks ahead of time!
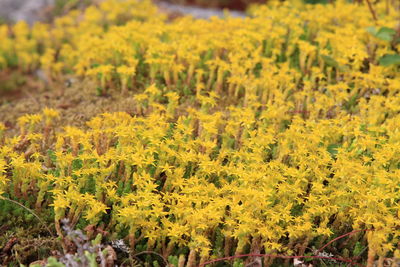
[0,75,138,135]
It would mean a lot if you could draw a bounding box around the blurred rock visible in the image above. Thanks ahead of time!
[157,1,246,19]
[0,0,53,24]
[0,0,246,24]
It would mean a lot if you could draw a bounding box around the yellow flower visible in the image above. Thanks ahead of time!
[43,108,60,126]
[84,197,109,223]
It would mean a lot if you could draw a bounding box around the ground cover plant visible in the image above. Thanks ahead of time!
[1,0,400,266]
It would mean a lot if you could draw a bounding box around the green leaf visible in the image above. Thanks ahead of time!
[327,144,341,158]
[47,149,57,164]
[365,26,377,36]
[321,55,339,68]
[367,26,396,42]
[304,252,314,262]
[72,158,83,171]
[375,27,396,41]
[353,241,366,256]
[46,257,66,267]
[85,250,98,267]
[290,203,304,216]
[379,54,400,66]
[92,233,102,245]
[321,54,347,71]
[168,255,179,267]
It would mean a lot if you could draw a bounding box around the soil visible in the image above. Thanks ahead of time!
[0,74,138,136]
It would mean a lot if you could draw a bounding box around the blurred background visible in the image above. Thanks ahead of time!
[0,0,333,25]
[161,0,267,10]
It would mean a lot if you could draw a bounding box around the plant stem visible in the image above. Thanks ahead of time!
[365,0,377,21]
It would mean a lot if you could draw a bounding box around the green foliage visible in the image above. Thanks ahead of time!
[327,143,341,158]
[321,55,339,69]
[353,241,366,256]
[45,257,65,267]
[379,54,400,66]
[367,26,397,42]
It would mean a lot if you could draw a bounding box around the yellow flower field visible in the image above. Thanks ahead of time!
[0,0,400,266]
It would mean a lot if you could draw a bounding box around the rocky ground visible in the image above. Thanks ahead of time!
[0,0,54,24]
[157,1,245,18]
[0,0,246,24]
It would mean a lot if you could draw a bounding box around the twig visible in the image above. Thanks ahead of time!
[316,229,372,254]
[0,237,18,254]
[0,196,55,237]
[365,0,378,21]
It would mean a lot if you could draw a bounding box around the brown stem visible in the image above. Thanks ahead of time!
[178,254,186,267]
[248,236,262,266]
[55,219,68,253]
[263,254,274,267]
[199,255,209,266]
[129,233,136,252]
[42,125,50,150]
[284,241,295,266]
[70,207,83,229]
[386,0,389,15]
[377,256,385,267]
[186,249,196,267]
[365,0,378,21]
[299,237,310,256]
[367,247,376,267]
[163,240,175,258]
[224,236,232,257]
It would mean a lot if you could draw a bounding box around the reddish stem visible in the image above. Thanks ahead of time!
[199,229,374,267]
[198,253,362,267]
[316,229,372,254]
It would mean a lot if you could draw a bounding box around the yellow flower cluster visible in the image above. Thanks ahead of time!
[1,95,400,264]
[1,0,400,265]
[1,0,398,97]
[0,0,160,73]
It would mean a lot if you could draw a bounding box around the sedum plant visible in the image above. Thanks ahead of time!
[1,0,400,266]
